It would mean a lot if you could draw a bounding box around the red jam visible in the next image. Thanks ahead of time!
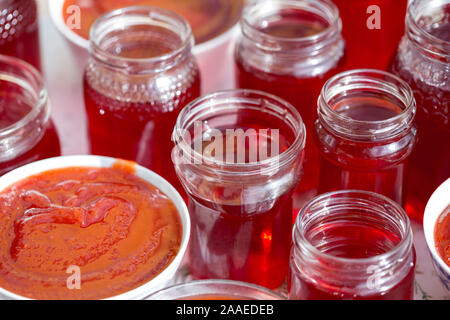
[83,7,200,190]
[0,61,61,176]
[289,221,416,300]
[435,206,450,267]
[391,3,450,220]
[332,0,407,70]
[235,0,345,207]
[314,70,417,206]
[62,0,244,45]
[0,0,41,70]
[0,164,182,299]
[189,124,295,289]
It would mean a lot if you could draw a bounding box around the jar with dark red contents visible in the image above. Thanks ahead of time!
[332,0,408,70]
[235,0,345,208]
[83,6,201,190]
[0,0,41,70]
[391,0,450,221]
[0,54,60,176]
[172,90,306,289]
[289,190,416,300]
[314,70,417,205]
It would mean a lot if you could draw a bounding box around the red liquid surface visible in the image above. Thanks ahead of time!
[289,221,415,300]
[0,0,41,70]
[0,87,60,176]
[391,23,450,221]
[315,96,414,205]
[332,0,407,70]
[83,29,200,190]
[187,116,297,289]
[435,206,450,267]
[235,9,345,208]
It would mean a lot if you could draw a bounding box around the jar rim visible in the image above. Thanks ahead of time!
[89,6,194,71]
[241,0,341,52]
[318,69,417,141]
[293,190,413,266]
[172,89,306,176]
[0,54,48,138]
[406,0,450,60]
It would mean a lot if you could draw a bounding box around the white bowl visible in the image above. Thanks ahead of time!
[0,155,190,300]
[423,178,450,292]
[49,0,240,94]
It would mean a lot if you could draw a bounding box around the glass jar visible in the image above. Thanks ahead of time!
[332,0,408,70]
[0,54,60,176]
[0,0,41,70]
[83,6,201,190]
[172,90,306,289]
[314,69,417,205]
[146,280,285,300]
[391,0,450,221]
[289,190,416,300]
[235,0,345,208]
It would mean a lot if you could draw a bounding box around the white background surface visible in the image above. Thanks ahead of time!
[37,0,448,300]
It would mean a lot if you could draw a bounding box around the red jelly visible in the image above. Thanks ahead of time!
[235,0,345,208]
[289,190,416,300]
[0,0,41,70]
[332,0,407,70]
[391,0,450,221]
[0,54,60,176]
[314,70,417,205]
[83,7,200,189]
[435,205,450,267]
[172,90,306,289]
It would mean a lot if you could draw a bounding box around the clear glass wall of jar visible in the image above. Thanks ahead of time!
[235,0,346,209]
[83,6,201,190]
[0,54,60,175]
[0,0,41,70]
[172,90,306,289]
[289,190,416,300]
[314,69,417,205]
[391,0,450,221]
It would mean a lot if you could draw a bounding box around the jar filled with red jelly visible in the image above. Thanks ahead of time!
[172,90,306,289]
[314,69,417,206]
[332,0,408,70]
[0,54,60,176]
[0,0,41,70]
[391,0,450,221]
[83,6,201,189]
[289,190,416,300]
[235,0,345,208]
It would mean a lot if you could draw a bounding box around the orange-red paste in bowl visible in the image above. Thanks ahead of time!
[0,165,181,299]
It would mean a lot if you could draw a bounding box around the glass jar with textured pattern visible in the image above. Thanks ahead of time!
[83,6,201,189]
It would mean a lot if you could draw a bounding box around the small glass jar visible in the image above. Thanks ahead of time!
[314,69,417,205]
[391,0,450,221]
[0,0,41,70]
[83,6,201,190]
[332,0,408,70]
[146,280,285,300]
[235,0,345,207]
[289,190,416,300]
[172,90,306,289]
[0,54,60,176]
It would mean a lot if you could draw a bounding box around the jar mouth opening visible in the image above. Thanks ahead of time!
[318,69,416,141]
[407,0,450,59]
[172,89,306,176]
[293,190,413,266]
[0,54,47,138]
[89,6,194,70]
[241,0,341,50]
[146,280,285,300]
